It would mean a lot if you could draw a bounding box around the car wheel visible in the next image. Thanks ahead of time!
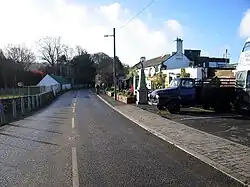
[157,104,165,110]
[166,100,180,114]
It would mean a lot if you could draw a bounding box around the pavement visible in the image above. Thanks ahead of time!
[137,105,250,148]
[0,90,245,186]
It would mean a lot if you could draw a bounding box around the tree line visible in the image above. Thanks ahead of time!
[0,36,129,88]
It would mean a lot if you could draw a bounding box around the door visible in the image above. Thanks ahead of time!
[179,79,196,106]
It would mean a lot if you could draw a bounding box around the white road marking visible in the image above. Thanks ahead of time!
[180,115,241,121]
[72,117,75,129]
[72,147,79,187]
[72,108,75,113]
[180,116,213,120]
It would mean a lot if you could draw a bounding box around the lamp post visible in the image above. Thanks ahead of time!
[136,57,148,105]
[104,28,117,100]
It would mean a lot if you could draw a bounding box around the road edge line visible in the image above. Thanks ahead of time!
[96,93,249,187]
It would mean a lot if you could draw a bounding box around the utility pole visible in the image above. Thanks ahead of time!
[104,28,117,100]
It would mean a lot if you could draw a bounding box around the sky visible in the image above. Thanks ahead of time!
[0,0,249,66]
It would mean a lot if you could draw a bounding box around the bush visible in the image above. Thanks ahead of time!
[118,89,134,98]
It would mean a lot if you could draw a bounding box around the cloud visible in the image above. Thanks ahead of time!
[0,0,183,66]
[240,9,250,38]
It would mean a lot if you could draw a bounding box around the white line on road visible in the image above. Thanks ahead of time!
[72,108,75,113]
[180,116,213,120]
[180,115,241,121]
[72,147,79,187]
[72,117,75,129]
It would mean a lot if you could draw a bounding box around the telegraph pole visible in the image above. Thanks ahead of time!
[104,28,117,100]
[113,28,117,100]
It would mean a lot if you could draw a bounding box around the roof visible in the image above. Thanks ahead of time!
[50,75,70,84]
[132,54,171,69]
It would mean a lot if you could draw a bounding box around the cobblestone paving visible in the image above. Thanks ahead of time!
[138,105,250,148]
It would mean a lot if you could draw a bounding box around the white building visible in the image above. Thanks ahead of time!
[162,38,190,70]
[132,38,190,90]
[37,74,71,94]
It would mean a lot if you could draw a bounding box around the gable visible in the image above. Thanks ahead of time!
[37,75,60,86]
[162,53,190,70]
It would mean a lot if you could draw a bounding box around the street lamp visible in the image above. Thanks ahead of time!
[104,28,117,100]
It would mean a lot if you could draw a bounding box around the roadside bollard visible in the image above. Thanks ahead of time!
[12,99,17,118]
[20,97,25,114]
[28,96,31,112]
[32,96,35,109]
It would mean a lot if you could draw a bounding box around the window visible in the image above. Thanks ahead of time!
[246,71,250,88]
[181,79,194,88]
[236,71,247,88]
[242,42,250,52]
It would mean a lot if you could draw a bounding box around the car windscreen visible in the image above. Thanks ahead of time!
[169,79,180,88]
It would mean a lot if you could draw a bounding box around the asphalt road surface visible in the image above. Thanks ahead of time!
[0,90,243,187]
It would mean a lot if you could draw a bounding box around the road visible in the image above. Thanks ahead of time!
[0,90,243,187]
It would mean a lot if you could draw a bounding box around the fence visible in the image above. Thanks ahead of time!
[0,86,48,99]
[0,91,55,125]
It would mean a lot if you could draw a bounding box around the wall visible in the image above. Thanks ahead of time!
[162,67,206,87]
[162,53,190,70]
[62,84,72,90]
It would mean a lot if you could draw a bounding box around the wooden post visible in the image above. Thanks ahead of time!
[36,95,39,108]
[21,97,25,114]
[28,96,31,112]
[32,96,35,109]
[12,99,17,118]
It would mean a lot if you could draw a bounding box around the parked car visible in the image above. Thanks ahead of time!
[148,77,235,114]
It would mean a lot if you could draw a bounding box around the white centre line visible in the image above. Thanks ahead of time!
[72,108,75,113]
[72,147,79,187]
[72,117,75,129]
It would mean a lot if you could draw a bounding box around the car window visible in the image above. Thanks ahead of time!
[181,80,194,88]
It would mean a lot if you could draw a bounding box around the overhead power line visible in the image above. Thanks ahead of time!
[119,0,156,29]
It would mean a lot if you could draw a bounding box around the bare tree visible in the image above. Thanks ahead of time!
[75,45,86,56]
[63,45,74,61]
[37,36,67,67]
[5,44,36,70]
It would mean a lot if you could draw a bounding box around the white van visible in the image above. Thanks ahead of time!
[234,37,250,111]
[235,37,250,88]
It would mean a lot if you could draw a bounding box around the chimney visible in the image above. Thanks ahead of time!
[176,38,183,55]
